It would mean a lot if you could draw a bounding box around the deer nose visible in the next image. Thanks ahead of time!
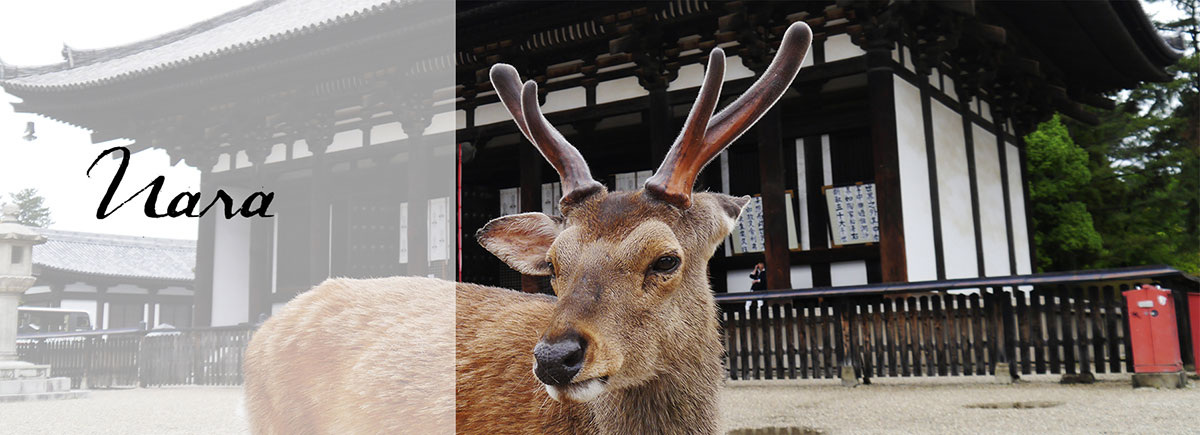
[533,332,587,386]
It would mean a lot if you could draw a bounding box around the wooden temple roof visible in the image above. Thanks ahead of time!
[0,0,408,91]
[0,0,1181,95]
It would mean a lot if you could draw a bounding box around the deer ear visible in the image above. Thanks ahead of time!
[476,212,565,276]
[715,194,752,222]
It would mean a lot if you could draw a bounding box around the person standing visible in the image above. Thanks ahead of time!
[750,262,767,291]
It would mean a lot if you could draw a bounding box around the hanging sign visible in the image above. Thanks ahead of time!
[822,183,880,247]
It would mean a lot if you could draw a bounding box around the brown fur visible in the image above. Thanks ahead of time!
[244,191,746,434]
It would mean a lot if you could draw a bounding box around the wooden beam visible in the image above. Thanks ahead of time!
[867,43,907,283]
[192,174,217,327]
[757,108,792,290]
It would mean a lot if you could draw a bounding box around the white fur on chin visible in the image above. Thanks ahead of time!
[544,378,606,403]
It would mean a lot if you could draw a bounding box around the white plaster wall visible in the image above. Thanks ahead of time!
[794,139,810,251]
[474,102,510,126]
[107,284,147,295]
[235,150,251,169]
[668,63,705,91]
[932,100,979,279]
[293,139,313,159]
[211,196,251,327]
[1006,142,1032,274]
[24,285,49,294]
[825,34,866,62]
[370,121,408,144]
[831,260,868,286]
[325,129,364,153]
[159,286,193,296]
[724,56,757,81]
[726,268,754,293]
[542,87,587,113]
[894,79,938,282]
[265,143,287,164]
[426,110,458,135]
[64,282,96,293]
[973,124,1011,276]
[596,76,648,104]
[213,153,231,173]
[790,265,814,289]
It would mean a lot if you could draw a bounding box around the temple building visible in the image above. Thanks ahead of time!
[23,229,195,329]
[0,0,1180,326]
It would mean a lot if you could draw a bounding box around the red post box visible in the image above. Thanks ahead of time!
[1124,285,1183,373]
[1189,292,1200,375]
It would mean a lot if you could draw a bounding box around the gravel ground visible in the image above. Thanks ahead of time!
[721,374,1200,434]
[0,375,1196,434]
[0,386,248,435]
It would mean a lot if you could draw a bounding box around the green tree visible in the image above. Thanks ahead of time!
[1026,115,1104,271]
[5,188,54,228]
[1044,0,1200,274]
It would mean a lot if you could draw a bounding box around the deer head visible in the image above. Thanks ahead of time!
[477,22,811,403]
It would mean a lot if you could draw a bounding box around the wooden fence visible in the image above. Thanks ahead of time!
[17,325,256,388]
[15,267,1198,388]
[716,266,1199,382]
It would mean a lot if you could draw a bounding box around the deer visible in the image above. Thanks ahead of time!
[243,21,811,435]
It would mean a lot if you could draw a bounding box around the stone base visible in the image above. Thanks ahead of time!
[994,363,1016,384]
[840,365,859,387]
[1060,372,1096,385]
[1132,371,1189,389]
[0,361,51,380]
[0,376,88,402]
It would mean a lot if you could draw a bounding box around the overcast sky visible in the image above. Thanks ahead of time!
[0,0,1186,241]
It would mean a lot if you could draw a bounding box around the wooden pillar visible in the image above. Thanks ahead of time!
[193,173,216,327]
[308,157,331,286]
[94,289,106,331]
[402,110,432,278]
[866,39,907,282]
[757,108,792,290]
[519,144,544,293]
[248,216,274,320]
[648,86,672,167]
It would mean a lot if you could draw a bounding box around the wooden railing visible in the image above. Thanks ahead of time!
[16,325,256,389]
[715,266,1199,381]
[16,266,1197,387]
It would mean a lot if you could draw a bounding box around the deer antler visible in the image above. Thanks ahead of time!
[490,64,604,205]
[645,22,812,208]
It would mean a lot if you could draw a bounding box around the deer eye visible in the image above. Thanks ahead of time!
[650,255,680,274]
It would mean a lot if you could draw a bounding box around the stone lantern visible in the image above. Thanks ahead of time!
[0,204,84,401]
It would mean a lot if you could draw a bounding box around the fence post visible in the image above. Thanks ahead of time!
[1166,281,1195,373]
[1000,288,1019,382]
[838,297,859,387]
[987,288,1015,383]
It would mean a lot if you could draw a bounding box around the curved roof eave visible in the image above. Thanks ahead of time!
[0,0,408,92]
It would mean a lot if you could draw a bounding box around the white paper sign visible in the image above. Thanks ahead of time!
[398,202,408,264]
[823,183,880,246]
[729,192,800,254]
[499,187,519,216]
[428,197,449,262]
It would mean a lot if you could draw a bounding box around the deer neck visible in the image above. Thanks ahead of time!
[588,292,723,434]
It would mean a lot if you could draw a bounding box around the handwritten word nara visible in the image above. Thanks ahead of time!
[87,146,274,219]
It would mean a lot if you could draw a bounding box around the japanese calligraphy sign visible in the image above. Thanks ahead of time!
[822,183,880,246]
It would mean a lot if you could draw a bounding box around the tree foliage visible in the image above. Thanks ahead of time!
[1031,0,1199,274]
[4,188,54,228]
[1027,115,1103,271]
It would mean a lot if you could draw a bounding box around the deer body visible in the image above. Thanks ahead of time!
[244,22,811,435]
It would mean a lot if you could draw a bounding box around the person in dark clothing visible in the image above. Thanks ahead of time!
[750,262,767,291]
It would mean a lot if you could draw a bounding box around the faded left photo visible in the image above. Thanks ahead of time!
[0,1,456,433]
